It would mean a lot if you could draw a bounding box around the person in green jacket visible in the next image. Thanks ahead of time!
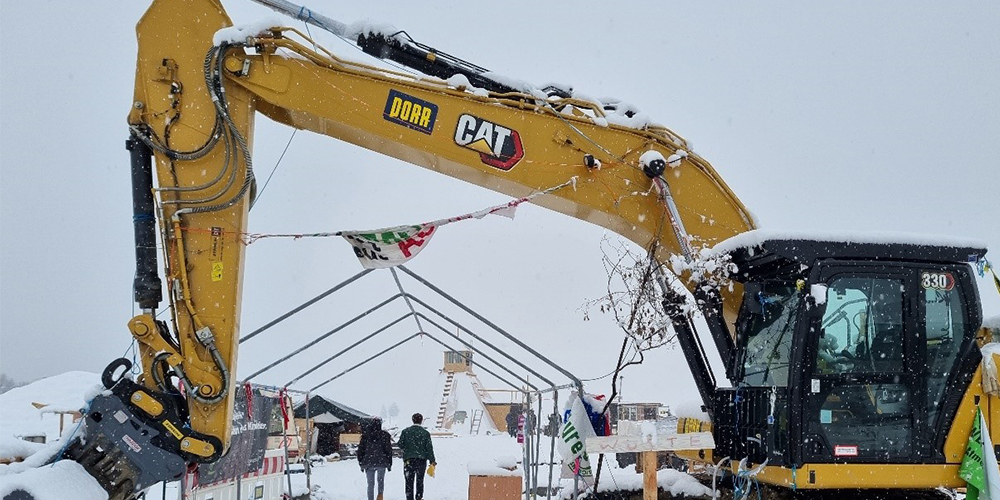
[398,413,436,500]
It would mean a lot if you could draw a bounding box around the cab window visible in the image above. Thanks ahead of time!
[740,283,800,387]
[816,276,905,374]
[922,272,966,426]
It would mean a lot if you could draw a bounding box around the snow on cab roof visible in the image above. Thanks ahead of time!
[985,315,1000,330]
[709,229,988,258]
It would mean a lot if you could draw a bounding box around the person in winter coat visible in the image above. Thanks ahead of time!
[397,413,436,500]
[357,417,393,500]
[505,409,518,437]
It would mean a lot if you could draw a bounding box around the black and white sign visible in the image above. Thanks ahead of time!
[197,387,276,485]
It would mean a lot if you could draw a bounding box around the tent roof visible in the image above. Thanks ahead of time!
[294,395,371,424]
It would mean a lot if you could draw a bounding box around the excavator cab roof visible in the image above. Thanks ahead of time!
[713,230,988,282]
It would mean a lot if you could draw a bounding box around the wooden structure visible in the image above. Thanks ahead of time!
[467,461,521,500]
[485,403,520,434]
[30,401,82,435]
[443,350,474,373]
[587,432,715,500]
[294,396,371,456]
[434,351,507,433]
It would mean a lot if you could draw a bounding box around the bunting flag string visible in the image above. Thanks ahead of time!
[242,176,578,269]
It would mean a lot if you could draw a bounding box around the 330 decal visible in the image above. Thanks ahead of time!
[921,271,955,291]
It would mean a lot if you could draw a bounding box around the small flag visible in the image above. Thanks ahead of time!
[959,408,986,500]
[959,407,1000,500]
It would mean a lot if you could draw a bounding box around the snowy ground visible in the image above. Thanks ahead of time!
[142,434,711,500]
[2,372,711,500]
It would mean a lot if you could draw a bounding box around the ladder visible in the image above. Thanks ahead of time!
[435,372,456,428]
[468,374,490,402]
[470,409,484,435]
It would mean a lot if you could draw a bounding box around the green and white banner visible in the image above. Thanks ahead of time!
[960,406,1000,500]
[558,393,597,482]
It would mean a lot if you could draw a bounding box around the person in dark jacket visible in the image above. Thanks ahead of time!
[505,408,518,437]
[357,417,393,500]
[397,413,435,500]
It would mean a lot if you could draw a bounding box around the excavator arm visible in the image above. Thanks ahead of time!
[64,1,754,498]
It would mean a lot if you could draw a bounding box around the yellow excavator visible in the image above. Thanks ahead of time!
[19,0,998,498]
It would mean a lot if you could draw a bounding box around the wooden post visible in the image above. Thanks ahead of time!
[641,451,657,500]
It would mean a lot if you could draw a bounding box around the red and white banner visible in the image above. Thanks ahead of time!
[184,454,285,491]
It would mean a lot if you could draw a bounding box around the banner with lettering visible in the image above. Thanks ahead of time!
[340,195,522,268]
[342,224,438,269]
[557,393,598,481]
[197,387,276,485]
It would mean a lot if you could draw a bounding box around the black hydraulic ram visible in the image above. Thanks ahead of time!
[662,289,717,419]
[127,132,161,311]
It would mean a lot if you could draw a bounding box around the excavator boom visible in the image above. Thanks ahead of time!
[49,1,754,498]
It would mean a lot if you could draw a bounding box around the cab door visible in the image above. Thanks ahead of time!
[800,265,923,463]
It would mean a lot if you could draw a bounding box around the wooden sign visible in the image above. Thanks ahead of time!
[585,432,714,453]
[585,432,715,500]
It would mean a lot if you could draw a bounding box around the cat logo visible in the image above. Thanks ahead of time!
[453,114,524,171]
[383,89,438,134]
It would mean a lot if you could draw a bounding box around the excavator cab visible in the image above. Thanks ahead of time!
[696,237,985,489]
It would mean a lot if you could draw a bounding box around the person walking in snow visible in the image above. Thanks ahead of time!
[357,417,393,500]
[398,413,436,500]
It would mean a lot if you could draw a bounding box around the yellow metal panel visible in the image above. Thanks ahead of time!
[944,365,985,462]
[229,48,755,323]
[752,463,965,490]
[130,390,164,418]
[133,0,252,453]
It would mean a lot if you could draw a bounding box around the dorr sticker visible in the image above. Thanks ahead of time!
[383,90,438,134]
[454,114,524,171]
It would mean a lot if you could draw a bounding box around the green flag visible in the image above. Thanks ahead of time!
[960,407,987,500]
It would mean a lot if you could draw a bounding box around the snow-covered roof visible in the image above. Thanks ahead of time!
[431,371,499,434]
[294,395,371,424]
[0,371,101,441]
[710,229,988,257]
[0,436,43,462]
[311,413,343,425]
[0,460,107,500]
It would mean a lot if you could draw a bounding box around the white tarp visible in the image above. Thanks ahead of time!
[557,393,597,480]
[982,343,1000,397]
[983,410,1000,500]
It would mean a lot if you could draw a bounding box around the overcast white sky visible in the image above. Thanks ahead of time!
[1,1,998,419]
